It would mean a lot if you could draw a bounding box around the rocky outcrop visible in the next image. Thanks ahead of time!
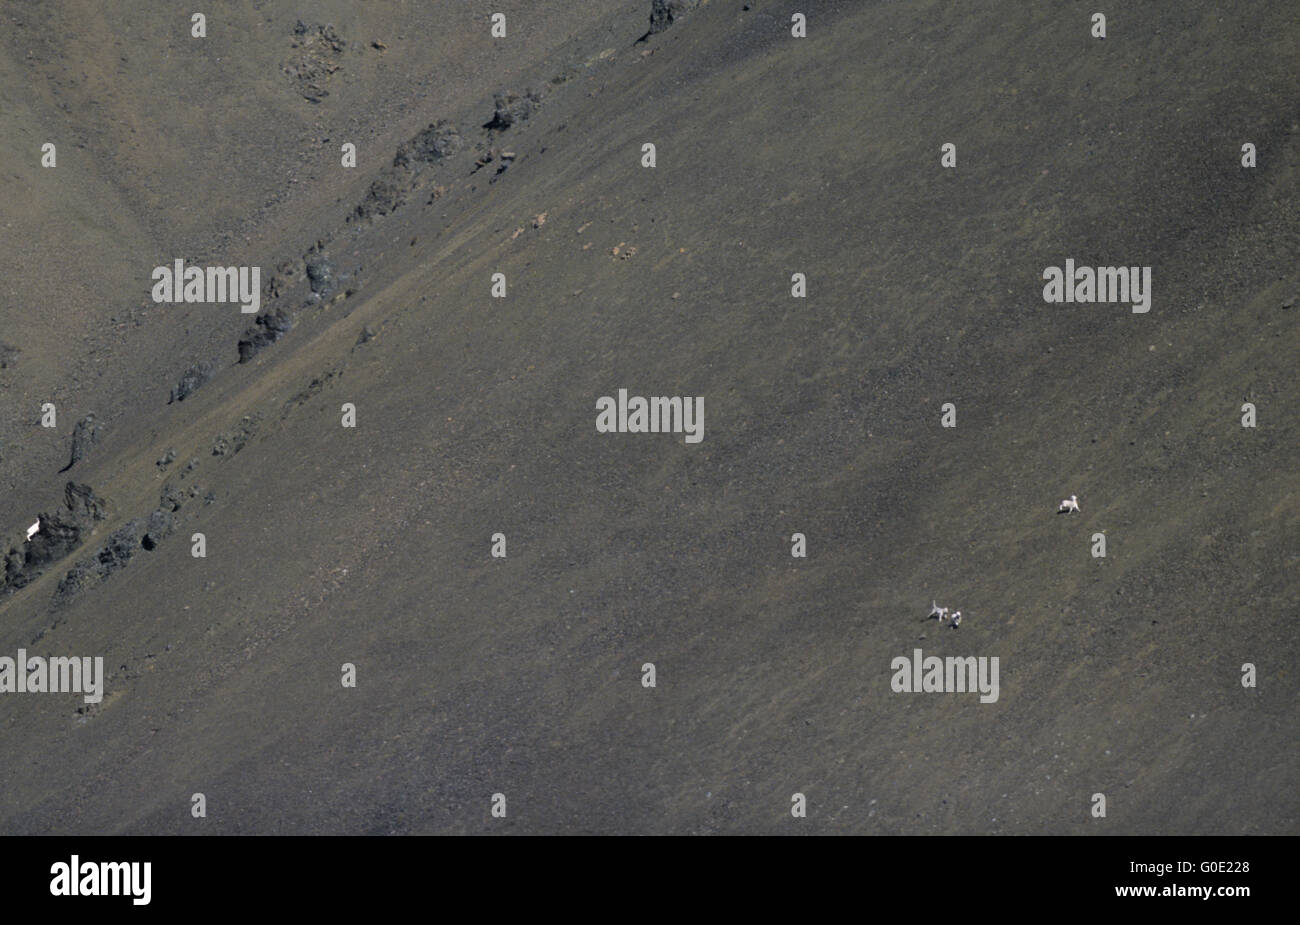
[394,120,464,168]
[1,482,107,592]
[483,90,543,131]
[648,0,702,35]
[237,310,293,363]
[304,253,336,295]
[58,413,104,472]
[169,362,214,404]
[353,169,409,221]
[141,509,177,551]
[54,519,142,604]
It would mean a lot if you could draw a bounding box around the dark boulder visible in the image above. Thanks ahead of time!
[237,310,293,363]
[141,510,177,551]
[305,253,336,294]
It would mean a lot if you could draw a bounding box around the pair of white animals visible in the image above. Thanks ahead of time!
[926,496,1079,628]
[927,601,962,627]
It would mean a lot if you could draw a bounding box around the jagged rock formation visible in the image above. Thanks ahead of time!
[1,482,106,592]
[354,121,465,223]
[54,519,142,604]
[58,413,104,472]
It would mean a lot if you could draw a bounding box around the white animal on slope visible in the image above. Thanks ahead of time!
[1057,494,1080,514]
[950,611,962,628]
[25,520,40,541]
[927,600,950,622]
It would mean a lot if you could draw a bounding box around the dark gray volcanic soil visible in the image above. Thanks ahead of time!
[0,1,1297,834]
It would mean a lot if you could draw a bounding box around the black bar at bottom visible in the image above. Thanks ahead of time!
[3,834,1287,912]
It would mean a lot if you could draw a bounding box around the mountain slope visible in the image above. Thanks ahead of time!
[0,0,1296,834]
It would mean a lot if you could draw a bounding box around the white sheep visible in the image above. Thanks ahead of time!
[1057,494,1080,514]
[927,600,950,622]
[25,519,40,541]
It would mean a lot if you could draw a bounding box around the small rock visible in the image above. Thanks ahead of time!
[159,480,184,512]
